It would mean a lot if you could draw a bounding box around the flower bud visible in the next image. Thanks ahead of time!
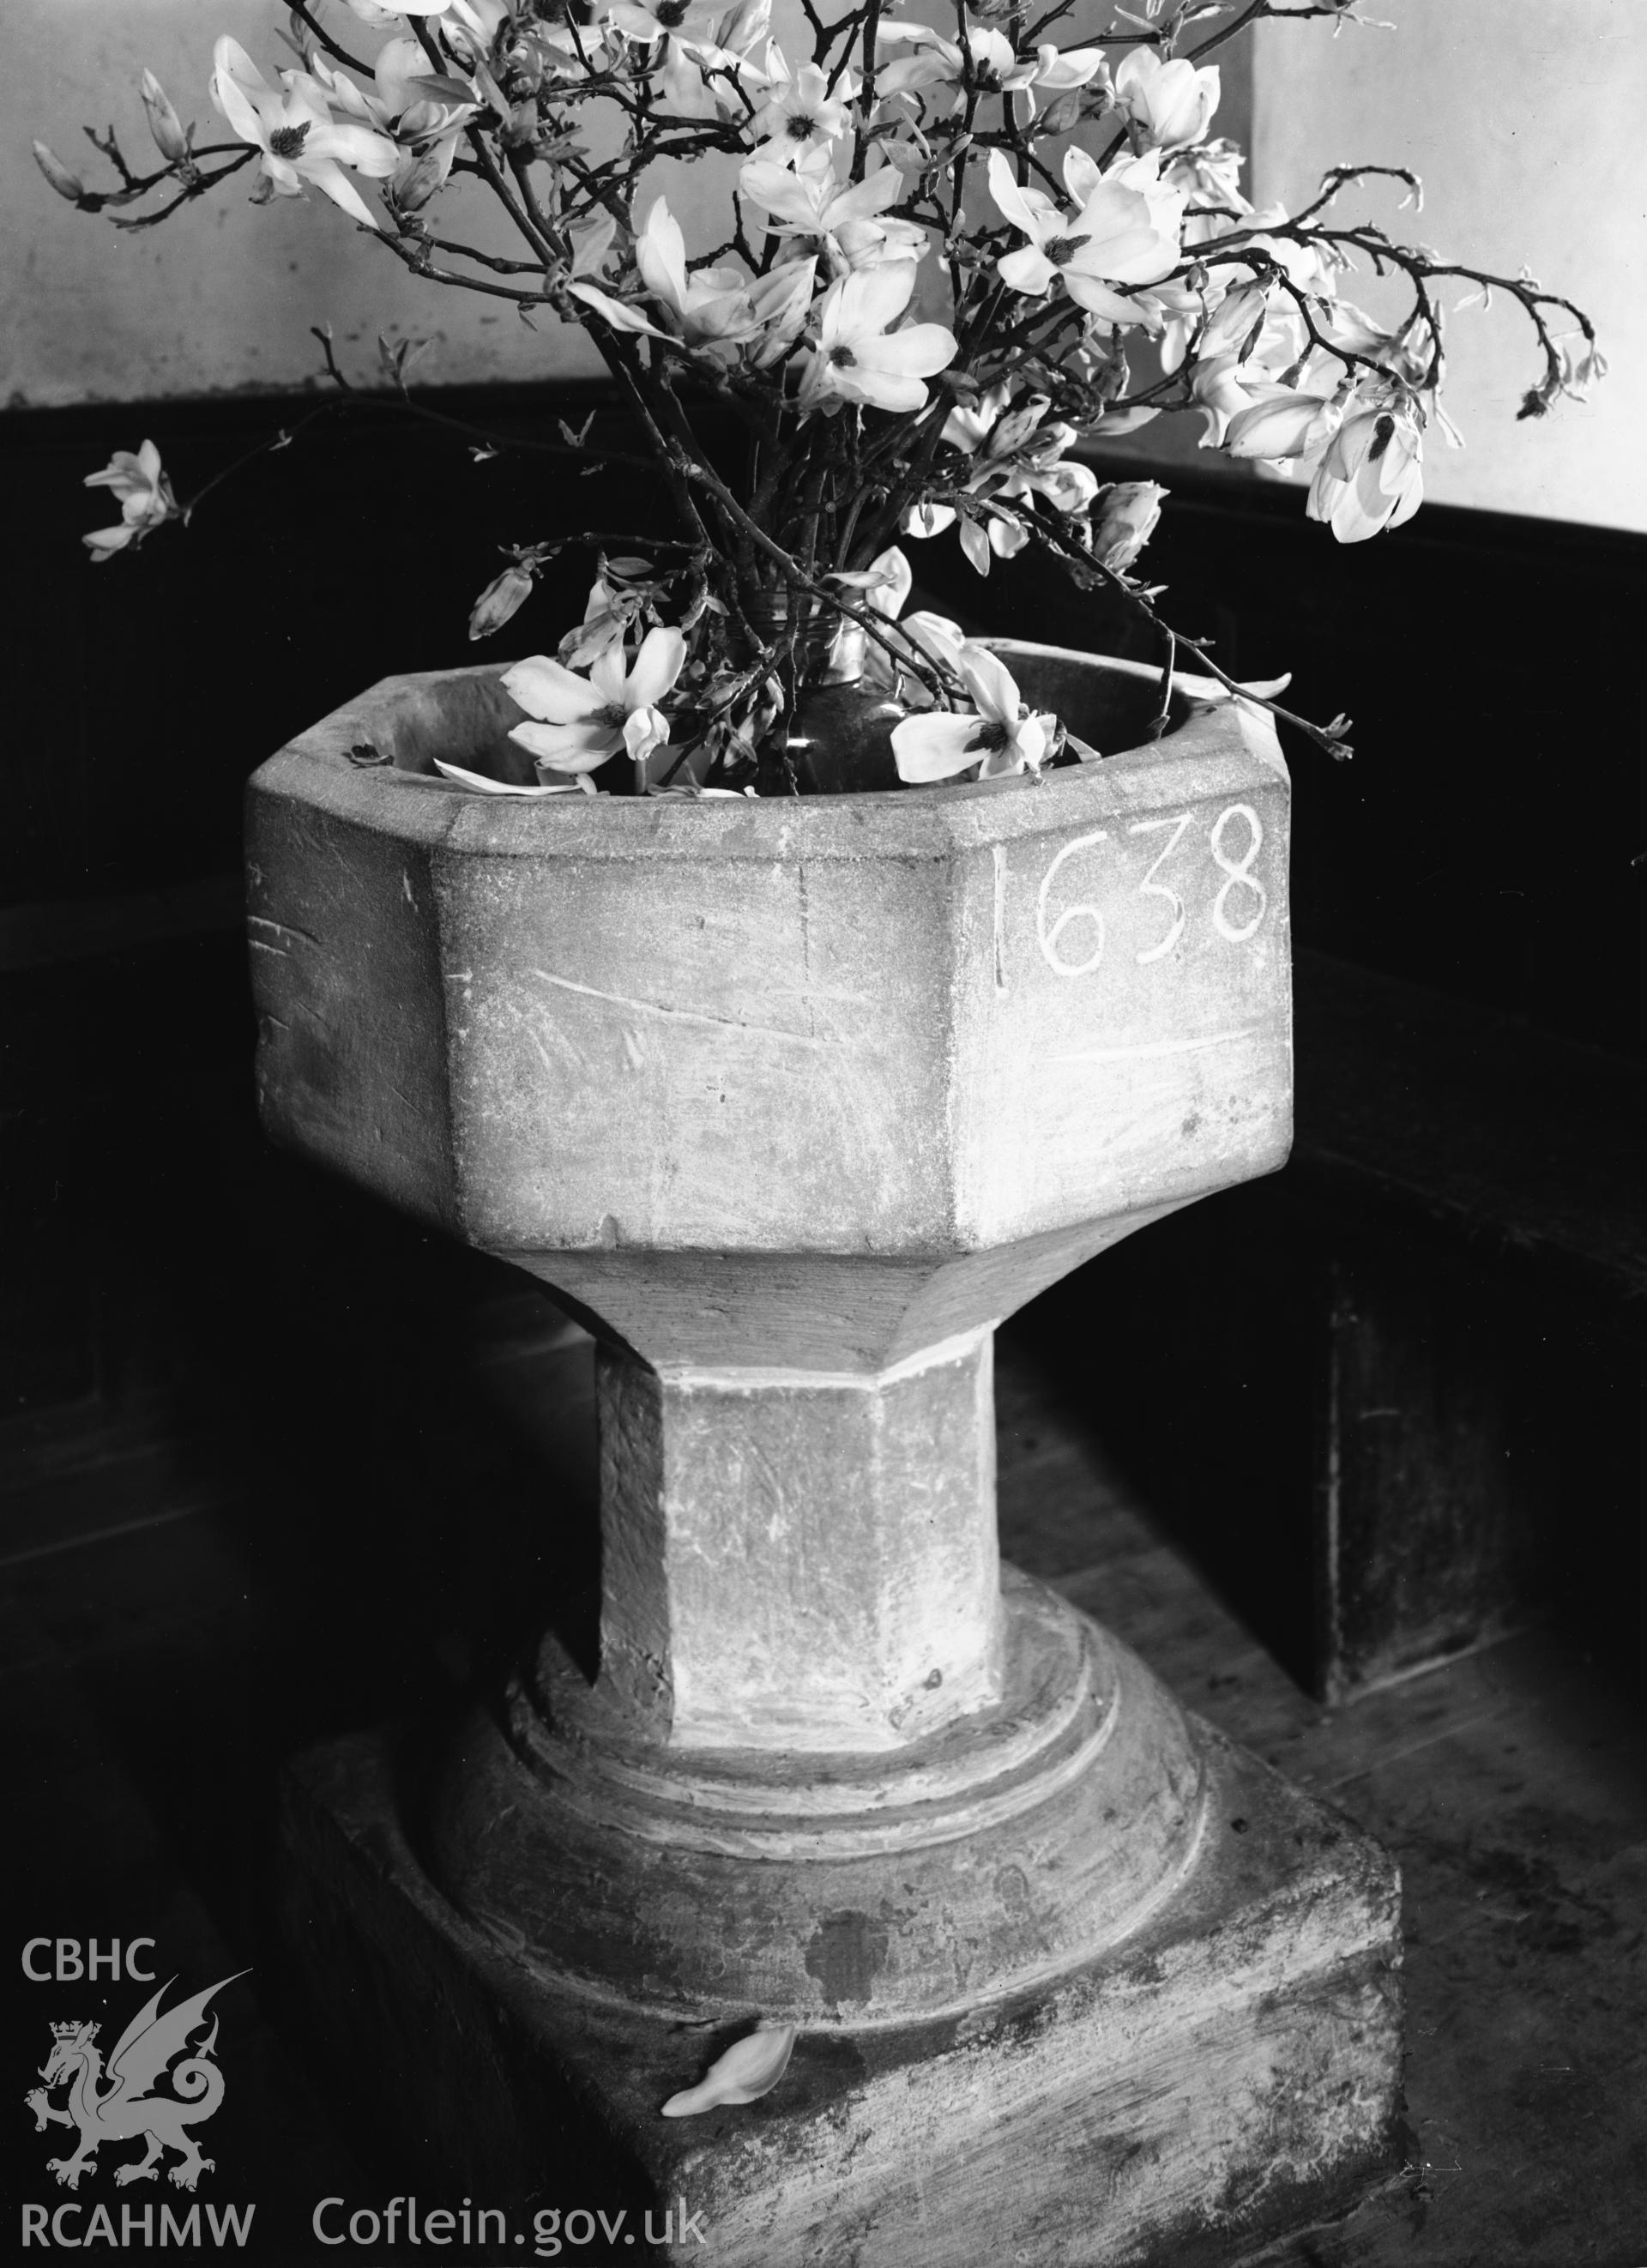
[1092,480,1167,572]
[1035,90,1084,137]
[391,143,451,213]
[139,71,191,165]
[468,564,535,641]
[33,140,86,203]
[1198,280,1270,363]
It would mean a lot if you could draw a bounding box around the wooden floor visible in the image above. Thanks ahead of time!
[3,1307,1643,2265]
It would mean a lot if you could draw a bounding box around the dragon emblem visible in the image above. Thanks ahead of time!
[24,1971,246,2193]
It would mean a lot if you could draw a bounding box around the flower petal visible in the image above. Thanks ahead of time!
[891,711,986,782]
[588,647,629,706]
[1059,273,1145,325]
[837,365,930,413]
[853,322,956,379]
[299,156,379,228]
[507,721,624,770]
[564,281,673,341]
[987,148,1043,242]
[661,2024,797,2119]
[953,642,1021,723]
[836,257,917,341]
[998,245,1056,296]
[625,625,688,709]
[434,757,583,795]
[503,655,608,723]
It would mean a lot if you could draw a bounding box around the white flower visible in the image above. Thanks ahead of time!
[631,198,817,364]
[1306,406,1424,542]
[654,35,768,122]
[33,142,87,202]
[741,150,924,274]
[798,262,956,414]
[635,198,752,347]
[989,147,1185,327]
[341,0,449,22]
[210,39,398,229]
[1113,50,1220,152]
[139,72,192,166]
[892,643,1057,783]
[82,440,177,562]
[468,563,536,641]
[964,28,1105,107]
[750,57,854,166]
[872,23,1101,112]
[607,0,727,44]
[1091,480,1167,570]
[904,390,1096,571]
[504,629,687,787]
[1223,384,1342,461]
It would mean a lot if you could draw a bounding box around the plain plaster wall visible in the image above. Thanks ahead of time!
[5,0,727,401]
[1251,0,1645,531]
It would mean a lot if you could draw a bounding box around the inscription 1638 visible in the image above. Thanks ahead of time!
[1005,802,1271,987]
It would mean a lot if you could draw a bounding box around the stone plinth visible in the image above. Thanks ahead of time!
[285,1716,1401,2267]
[248,648,1398,2263]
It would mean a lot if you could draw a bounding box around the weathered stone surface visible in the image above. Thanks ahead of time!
[283,1707,1402,2267]
[594,1330,1004,1751]
[245,648,1293,1348]
[428,1573,1210,2021]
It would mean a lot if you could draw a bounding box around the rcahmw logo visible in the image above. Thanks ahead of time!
[20,1942,254,2248]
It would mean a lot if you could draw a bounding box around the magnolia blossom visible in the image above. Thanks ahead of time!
[560,558,657,667]
[655,34,769,123]
[1306,406,1425,541]
[892,644,1056,783]
[82,441,176,562]
[370,40,480,131]
[988,148,1185,327]
[962,28,1106,106]
[636,198,807,356]
[873,22,1102,112]
[468,563,536,641]
[1196,280,1273,365]
[1091,480,1167,571]
[33,142,86,202]
[211,39,397,228]
[573,202,813,367]
[740,150,924,274]
[1185,274,1328,445]
[798,262,956,413]
[341,0,449,23]
[1113,50,1220,152]
[139,72,191,166]
[823,544,912,678]
[904,389,1098,572]
[504,629,687,787]
[1223,383,1342,461]
[750,59,854,165]
[607,0,728,43]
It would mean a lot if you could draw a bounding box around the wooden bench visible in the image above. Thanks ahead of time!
[1288,949,1645,1699]
[1022,950,1644,1704]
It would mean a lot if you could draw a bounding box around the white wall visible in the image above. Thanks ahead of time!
[1252,0,1646,531]
[5,0,703,401]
